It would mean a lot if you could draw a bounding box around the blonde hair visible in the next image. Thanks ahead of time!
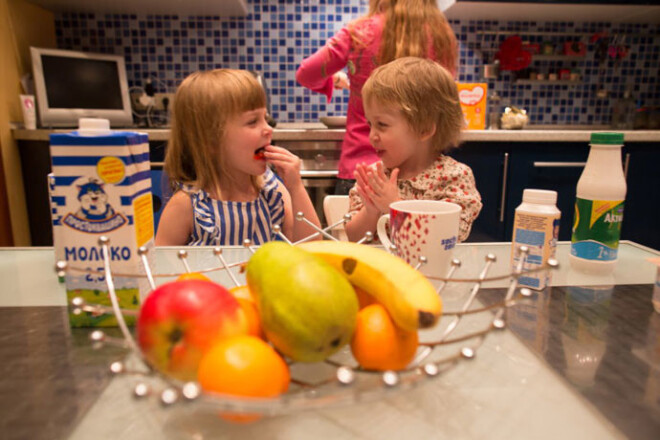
[165,69,266,195]
[350,0,457,74]
[362,57,463,152]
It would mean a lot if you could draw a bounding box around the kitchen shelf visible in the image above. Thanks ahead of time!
[444,2,660,25]
[531,55,585,62]
[476,30,658,38]
[513,80,583,86]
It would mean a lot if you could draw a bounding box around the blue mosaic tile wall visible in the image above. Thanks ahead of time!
[54,0,659,125]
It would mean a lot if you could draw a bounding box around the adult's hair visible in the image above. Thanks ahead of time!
[165,69,266,195]
[362,57,463,152]
[378,0,457,74]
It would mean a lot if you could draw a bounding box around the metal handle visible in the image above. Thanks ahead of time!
[623,153,630,180]
[533,161,586,168]
[499,152,509,223]
[300,170,338,178]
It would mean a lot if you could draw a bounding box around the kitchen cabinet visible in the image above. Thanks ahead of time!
[13,129,660,250]
[439,0,660,23]
[621,143,660,251]
[455,140,660,251]
[25,0,248,16]
[450,142,587,243]
[448,143,509,243]
[505,142,588,242]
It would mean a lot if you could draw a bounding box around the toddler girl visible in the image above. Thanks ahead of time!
[156,69,320,246]
[345,57,482,242]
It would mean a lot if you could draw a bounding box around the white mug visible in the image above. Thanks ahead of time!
[377,200,461,277]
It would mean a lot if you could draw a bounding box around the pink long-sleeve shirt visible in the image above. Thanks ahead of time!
[296,14,454,180]
[296,15,386,179]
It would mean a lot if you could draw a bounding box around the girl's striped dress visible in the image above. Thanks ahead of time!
[182,168,285,246]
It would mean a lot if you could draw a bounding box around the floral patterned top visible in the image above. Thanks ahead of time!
[348,156,483,242]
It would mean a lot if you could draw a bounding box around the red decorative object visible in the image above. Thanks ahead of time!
[496,36,532,71]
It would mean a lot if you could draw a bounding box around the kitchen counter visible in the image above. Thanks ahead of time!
[2,241,659,439]
[12,126,660,143]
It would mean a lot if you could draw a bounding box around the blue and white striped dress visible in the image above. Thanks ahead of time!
[183,168,285,246]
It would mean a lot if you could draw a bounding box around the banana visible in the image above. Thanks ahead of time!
[297,241,441,332]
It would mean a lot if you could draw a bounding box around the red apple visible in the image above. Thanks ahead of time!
[137,279,247,381]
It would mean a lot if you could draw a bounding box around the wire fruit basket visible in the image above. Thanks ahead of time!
[56,214,557,417]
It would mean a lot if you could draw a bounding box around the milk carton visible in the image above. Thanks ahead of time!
[49,119,154,327]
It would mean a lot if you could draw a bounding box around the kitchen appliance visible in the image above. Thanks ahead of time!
[276,140,341,226]
[30,47,133,128]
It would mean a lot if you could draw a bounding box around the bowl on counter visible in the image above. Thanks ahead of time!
[320,116,347,128]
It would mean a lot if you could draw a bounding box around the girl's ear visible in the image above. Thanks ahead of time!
[419,123,437,142]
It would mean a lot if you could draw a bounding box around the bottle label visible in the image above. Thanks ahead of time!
[511,211,561,290]
[571,198,624,261]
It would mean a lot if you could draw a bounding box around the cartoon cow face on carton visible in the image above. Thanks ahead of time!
[76,179,115,220]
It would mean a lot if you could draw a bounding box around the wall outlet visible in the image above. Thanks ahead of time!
[131,92,175,111]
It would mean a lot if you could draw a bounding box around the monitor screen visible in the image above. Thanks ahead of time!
[31,47,133,128]
[42,56,124,110]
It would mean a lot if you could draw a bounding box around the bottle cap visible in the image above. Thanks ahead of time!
[522,189,557,205]
[77,118,112,136]
[591,132,624,145]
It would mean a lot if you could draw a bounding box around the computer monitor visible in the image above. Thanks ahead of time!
[30,47,133,128]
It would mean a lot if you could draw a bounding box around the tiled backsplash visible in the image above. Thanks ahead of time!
[54,0,659,125]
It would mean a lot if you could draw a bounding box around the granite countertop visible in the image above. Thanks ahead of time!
[1,242,659,439]
[12,125,660,143]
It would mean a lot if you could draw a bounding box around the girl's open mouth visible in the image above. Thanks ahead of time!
[254,146,266,160]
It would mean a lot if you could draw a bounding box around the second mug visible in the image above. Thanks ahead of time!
[376,200,461,278]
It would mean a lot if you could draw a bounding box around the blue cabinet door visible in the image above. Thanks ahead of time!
[506,143,589,242]
[448,143,509,242]
[621,143,660,251]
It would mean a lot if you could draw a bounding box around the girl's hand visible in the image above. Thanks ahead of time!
[365,162,400,214]
[354,163,379,214]
[263,145,302,189]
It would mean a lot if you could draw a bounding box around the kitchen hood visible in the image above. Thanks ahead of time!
[438,1,660,24]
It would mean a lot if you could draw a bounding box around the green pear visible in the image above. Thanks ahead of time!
[246,242,358,362]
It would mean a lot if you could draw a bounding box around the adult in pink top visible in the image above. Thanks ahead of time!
[296,0,458,194]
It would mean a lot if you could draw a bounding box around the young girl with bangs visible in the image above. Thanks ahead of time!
[155,69,320,246]
[296,0,458,195]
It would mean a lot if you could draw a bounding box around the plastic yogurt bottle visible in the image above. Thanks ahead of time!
[511,189,561,290]
[570,132,626,275]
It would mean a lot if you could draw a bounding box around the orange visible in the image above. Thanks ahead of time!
[176,272,212,282]
[351,304,419,371]
[197,335,290,423]
[229,284,254,301]
[229,286,263,339]
[354,285,377,309]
